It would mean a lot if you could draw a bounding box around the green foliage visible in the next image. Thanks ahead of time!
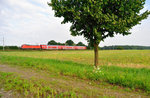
[0,46,19,50]
[47,40,86,46]
[116,46,124,50]
[47,40,58,45]
[0,55,150,93]
[0,72,77,97]
[57,42,65,45]
[47,40,66,45]
[87,41,94,49]
[76,42,85,46]
[65,39,75,46]
[0,46,3,50]
[49,0,150,45]
[101,45,150,50]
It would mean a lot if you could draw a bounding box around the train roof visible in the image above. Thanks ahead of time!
[22,44,86,47]
[46,45,86,47]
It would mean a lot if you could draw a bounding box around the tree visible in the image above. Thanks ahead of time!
[57,42,65,45]
[65,40,74,46]
[116,46,124,50]
[76,42,85,46]
[49,0,150,67]
[48,40,57,45]
[87,41,94,49]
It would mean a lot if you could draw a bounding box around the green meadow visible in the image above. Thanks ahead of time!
[0,50,150,97]
[1,50,150,68]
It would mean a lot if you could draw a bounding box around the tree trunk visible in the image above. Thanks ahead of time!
[94,43,98,68]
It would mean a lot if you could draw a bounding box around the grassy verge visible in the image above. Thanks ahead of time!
[0,55,150,94]
[0,71,77,97]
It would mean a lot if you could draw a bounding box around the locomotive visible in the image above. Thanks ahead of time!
[21,44,86,50]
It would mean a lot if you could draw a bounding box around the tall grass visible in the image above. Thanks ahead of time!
[0,55,150,94]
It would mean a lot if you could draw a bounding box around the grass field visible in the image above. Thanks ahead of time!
[0,50,150,68]
[0,50,150,97]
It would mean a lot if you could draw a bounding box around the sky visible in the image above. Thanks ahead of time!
[0,0,150,47]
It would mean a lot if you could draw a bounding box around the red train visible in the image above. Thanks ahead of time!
[21,44,86,50]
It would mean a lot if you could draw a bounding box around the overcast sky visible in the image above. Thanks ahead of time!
[0,0,150,47]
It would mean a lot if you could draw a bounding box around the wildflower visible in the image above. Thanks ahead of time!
[92,66,103,75]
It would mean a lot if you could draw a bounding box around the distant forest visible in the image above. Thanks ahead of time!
[100,45,150,50]
[0,46,19,50]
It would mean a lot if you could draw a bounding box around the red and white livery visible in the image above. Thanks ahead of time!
[21,44,41,49]
[21,44,86,50]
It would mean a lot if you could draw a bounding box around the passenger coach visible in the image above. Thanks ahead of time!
[21,44,86,50]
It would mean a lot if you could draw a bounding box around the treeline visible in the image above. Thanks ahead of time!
[47,40,86,46]
[100,45,150,50]
[0,46,19,50]
[1,43,150,50]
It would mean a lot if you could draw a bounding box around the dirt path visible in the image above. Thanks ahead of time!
[0,64,149,98]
